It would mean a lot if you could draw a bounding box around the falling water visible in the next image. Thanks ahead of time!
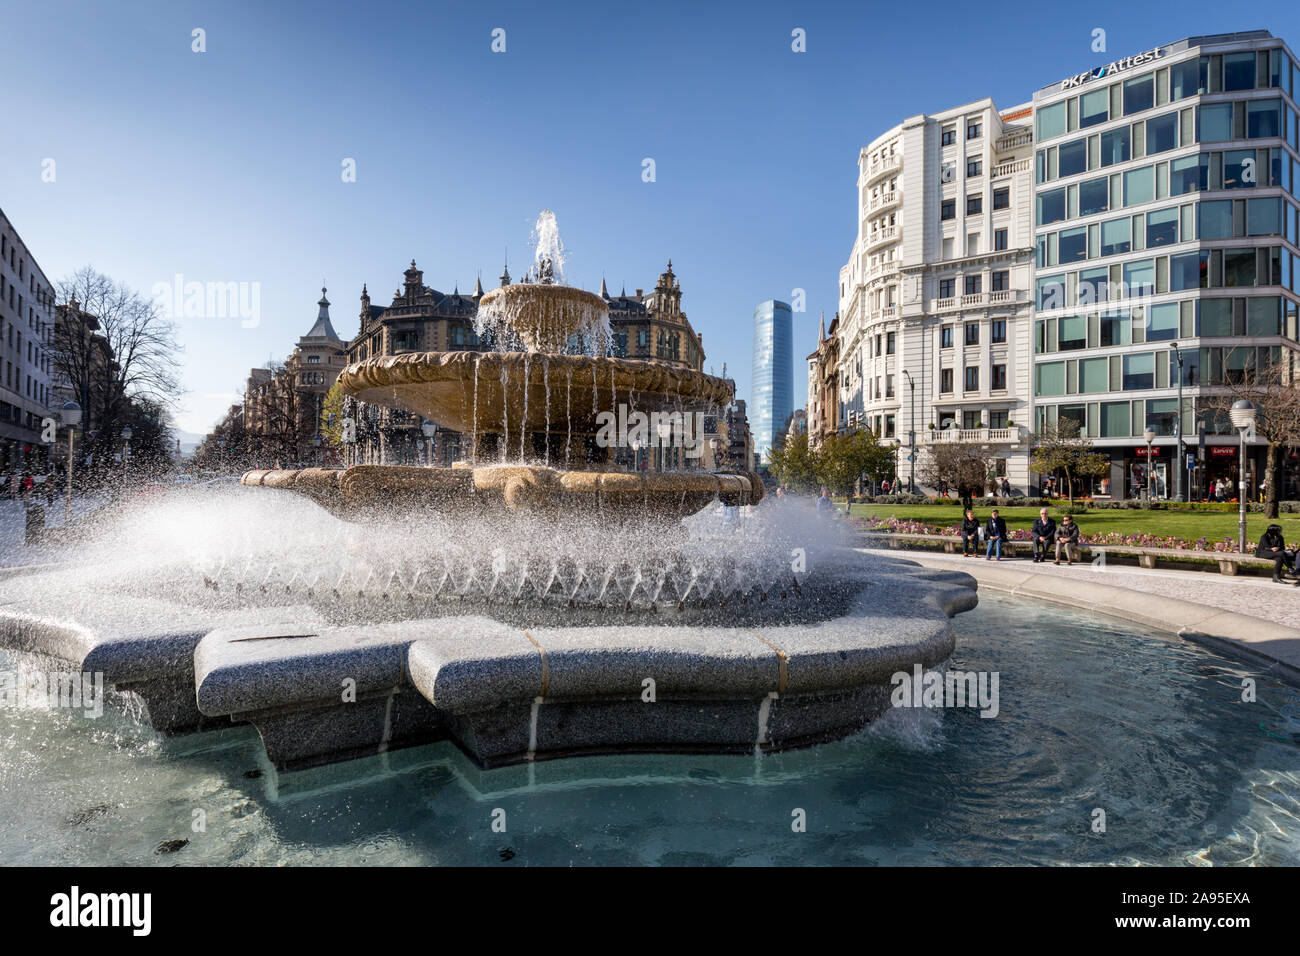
[565,369,572,470]
[520,354,530,460]
[471,356,480,466]
[500,363,509,464]
[542,357,550,467]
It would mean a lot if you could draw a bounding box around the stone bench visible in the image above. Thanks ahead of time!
[860,531,1281,575]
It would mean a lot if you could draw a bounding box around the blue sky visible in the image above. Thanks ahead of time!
[2,0,1298,435]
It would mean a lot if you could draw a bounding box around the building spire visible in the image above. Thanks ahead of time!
[600,276,609,298]
[303,285,341,341]
[474,275,484,296]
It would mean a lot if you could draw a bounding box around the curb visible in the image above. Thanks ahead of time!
[864,549,1300,684]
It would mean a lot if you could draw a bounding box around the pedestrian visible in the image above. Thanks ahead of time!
[20,472,34,503]
[1031,507,1056,564]
[984,508,1007,561]
[1054,514,1081,566]
[1000,477,1011,497]
[1255,524,1298,584]
[959,508,980,557]
[816,487,833,514]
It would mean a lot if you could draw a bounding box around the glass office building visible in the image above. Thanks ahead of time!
[1031,31,1300,499]
[752,299,793,464]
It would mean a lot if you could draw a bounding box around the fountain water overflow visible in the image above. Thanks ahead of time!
[0,211,979,771]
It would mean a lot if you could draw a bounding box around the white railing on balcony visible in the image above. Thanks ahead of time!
[926,427,1022,444]
[868,190,900,213]
[866,154,902,180]
[991,158,1031,178]
[995,130,1032,151]
[867,225,899,249]
[930,290,1025,312]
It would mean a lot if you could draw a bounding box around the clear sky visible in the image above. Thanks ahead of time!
[2,0,1297,436]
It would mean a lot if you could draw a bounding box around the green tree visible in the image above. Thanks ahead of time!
[768,431,819,492]
[320,381,346,448]
[1031,419,1108,507]
[815,430,894,497]
[921,440,989,510]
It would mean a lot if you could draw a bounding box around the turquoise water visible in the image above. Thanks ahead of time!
[2,591,1297,865]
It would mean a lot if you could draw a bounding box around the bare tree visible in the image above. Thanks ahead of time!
[921,440,990,510]
[53,267,182,454]
[1201,347,1300,519]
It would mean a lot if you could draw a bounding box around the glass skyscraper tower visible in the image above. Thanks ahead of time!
[752,299,793,464]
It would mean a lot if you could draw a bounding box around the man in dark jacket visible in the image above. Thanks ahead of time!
[1031,508,1056,564]
[1256,525,1297,583]
[1054,514,1081,565]
[959,509,980,557]
[984,509,1007,561]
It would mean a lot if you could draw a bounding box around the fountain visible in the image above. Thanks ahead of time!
[243,210,761,524]
[0,212,979,772]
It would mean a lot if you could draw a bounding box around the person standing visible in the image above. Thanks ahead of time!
[816,487,833,514]
[1031,508,1056,564]
[1000,477,1011,497]
[959,509,980,557]
[984,509,1007,561]
[1054,514,1081,566]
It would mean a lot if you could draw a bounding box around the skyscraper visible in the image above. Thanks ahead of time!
[752,299,793,464]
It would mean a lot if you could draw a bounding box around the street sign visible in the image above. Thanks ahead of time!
[907,453,915,462]
[1186,453,1195,469]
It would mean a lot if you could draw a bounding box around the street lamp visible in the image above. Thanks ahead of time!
[121,426,133,481]
[1170,343,1186,502]
[311,434,322,467]
[60,401,82,526]
[1143,426,1156,500]
[901,369,916,494]
[1229,399,1257,553]
[420,420,437,467]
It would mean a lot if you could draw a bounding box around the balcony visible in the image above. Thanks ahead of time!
[865,225,899,252]
[867,189,901,213]
[990,158,1031,179]
[925,427,1023,445]
[930,290,1026,313]
[864,153,902,183]
[994,130,1032,152]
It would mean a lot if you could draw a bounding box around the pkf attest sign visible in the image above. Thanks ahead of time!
[1059,47,1165,91]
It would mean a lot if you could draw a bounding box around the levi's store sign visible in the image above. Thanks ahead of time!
[1209,446,1237,458]
[1135,446,1161,457]
[1059,47,1164,91]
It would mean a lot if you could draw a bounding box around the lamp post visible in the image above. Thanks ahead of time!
[311,434,322,467]
[901,369,916,494]
[1229,399,1256,554]
[1143,426,1156,500]
[121,426,133,481]
[1170,343,1185,502]
[61,401,82,526]
[420,420,437,467]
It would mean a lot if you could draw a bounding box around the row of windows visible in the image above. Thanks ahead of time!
[1037,49,1296,144]
[1036,246,1295,310]
[940,319,1009,347]
[940,120,984,146]
[938,271,1012,298]
[1037,147,1296,227]
[941,188,1011,220]
[1036,345,1285,407]
[1035,296,1298,356]
[1037,99,1297,185]
[1038,197,1298,267]
[938,363,1009,393]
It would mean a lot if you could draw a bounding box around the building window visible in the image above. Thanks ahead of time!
[967,195,982,215]
[965,322,980,345]
[967,159,982,178]
[941,199,956,221]
[993,187,1010,210]
[994,228,1008,251]
[991,270,1009,292]
[964,275,982,296]
[991,318,1007,343]
[963,410,982,429]
[990,410,1009,429]
[886,332,896,354]
[941,126,956,146]
[964,366,979,391]
[940,368,953,393]
[307,354,321,363]
[886,375,895,398]
[967,120,982,139]
[992,364,1007,390]
[939,278,955,299]
[940,326,954,349]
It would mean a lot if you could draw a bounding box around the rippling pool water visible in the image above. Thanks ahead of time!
[2,591,1297,865]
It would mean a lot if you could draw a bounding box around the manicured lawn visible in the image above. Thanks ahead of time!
[842,501,1300,545]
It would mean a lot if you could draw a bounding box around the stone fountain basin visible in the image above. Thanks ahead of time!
[336,351,735,437]
[0,553,978,770]
[240,464,765,520]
